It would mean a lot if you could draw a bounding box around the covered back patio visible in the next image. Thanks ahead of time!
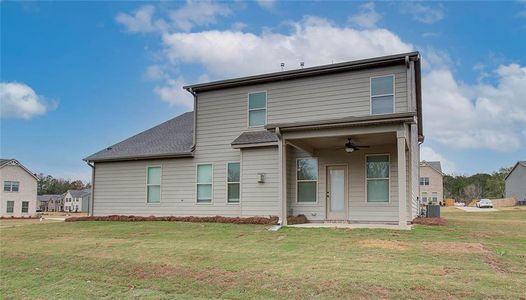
[269,113,419,228]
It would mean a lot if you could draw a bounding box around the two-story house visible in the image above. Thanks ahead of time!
[419,161,444,204]
[85,52,423,228]
[0,159,38,217]
[47,195,64,212]
[64,189,91,212]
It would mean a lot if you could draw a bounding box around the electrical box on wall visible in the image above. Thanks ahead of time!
[257,173,265,183]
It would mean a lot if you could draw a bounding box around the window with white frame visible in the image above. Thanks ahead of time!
[297,158,317,203]
[248,92,267,127]
[197,164,213,203]
[6,201,14,213]
[371,75,394,115]
[422,192,428,203]
[146,167,161,203]
[227,162,240,203]
[366,155,390,202]
[419,177,430,186]
[3,181,19,192]
[22,201,29,213]
[432,192,438,203]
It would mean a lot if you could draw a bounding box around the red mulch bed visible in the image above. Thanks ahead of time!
[412,217,447,226]
[287,214,308,225]
[65,215,279,225]
[0,216,38,219]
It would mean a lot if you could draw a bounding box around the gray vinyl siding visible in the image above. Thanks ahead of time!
[240,147,280,216]
[198,65,409,127]
[287,144,400,223]
[505,164,526,201]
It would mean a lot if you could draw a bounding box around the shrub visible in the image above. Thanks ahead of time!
[66,215,280,225]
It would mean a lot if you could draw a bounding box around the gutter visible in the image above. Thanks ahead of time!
[84,152,194,163]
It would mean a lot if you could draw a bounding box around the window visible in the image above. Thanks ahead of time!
[146,167,161,203]
[419,177,430,186]
[248,92,267,127]
[432,192,438,203]
[22,201,29,213]
[227,162,240,203]
[6,201,14,213]
[297,158,317,203]
[422,192,428,203]
[3,181,19,192]
[197,164,213,203]
[366,155,390,202]
[371,75,394,115]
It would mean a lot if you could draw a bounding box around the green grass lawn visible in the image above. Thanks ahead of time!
[1,207,525,299]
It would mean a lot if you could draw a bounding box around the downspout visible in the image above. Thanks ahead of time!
[185,87,198,152]
[86,161,95,216]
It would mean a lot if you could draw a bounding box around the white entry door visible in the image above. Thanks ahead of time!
[326,166,348,220]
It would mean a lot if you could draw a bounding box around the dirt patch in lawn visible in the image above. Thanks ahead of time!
[423,242,487,253]
[359,239,408,251]
[412,217,447,226]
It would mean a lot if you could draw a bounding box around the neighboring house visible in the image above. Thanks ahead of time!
[47,194,64,212]
[505,161,526,202]
[64,189,91,212]
[85,52,424,228]
[0,159,38,217]
[419,161,444,205]
[37,194,63,212]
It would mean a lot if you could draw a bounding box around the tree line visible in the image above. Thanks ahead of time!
[37,173,90,195]
[444,167,511,203]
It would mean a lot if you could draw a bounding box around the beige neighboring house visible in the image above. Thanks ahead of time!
[0,159,38,217]
[419,161,444,204]
[37,194,64,212]
[85,52,424,229]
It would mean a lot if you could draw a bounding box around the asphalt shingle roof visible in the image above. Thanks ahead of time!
[68,189,91,198]
[231,131,278,146]
[85,112,194,162]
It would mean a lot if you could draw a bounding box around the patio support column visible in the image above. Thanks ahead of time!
[278,137,288,226]
[397,128,408,228]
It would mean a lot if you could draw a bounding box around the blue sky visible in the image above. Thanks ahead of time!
[1,1,525,181]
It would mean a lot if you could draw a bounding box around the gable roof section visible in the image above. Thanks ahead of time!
[231,131,278,148]
[0,158,38,179]
[505,161,526,180]
[68,189,91,198]
[84,112,194,162]
[420,160,443,175]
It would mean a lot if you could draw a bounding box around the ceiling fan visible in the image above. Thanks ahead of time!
[344,138,370,153]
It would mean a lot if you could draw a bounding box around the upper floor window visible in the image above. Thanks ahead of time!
[419,177,430,186]
[366,155,390,203]
[371,75,394,115]
[297,158,318,203]
[3,181,19,192]
[227,162,240,203]
[197,164,213,203]
[147,166,161,203]
[248,92,267,127]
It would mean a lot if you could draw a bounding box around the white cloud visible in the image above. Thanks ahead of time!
[403,2,444,24]
[115,5,165,33]
[422,63,526,151]
[421,146,457,174]
[161,16,413,78]
[256,0,277,10]
[154,77,194,109]
[231,21,248,32]
[169,0,231,32]
[0,82,53,119]
[143,64,166,81]
[349,2,382,29]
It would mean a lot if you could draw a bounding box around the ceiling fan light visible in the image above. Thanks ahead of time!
[345,147,355,153]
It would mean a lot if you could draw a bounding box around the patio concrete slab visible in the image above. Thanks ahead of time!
[287,223,412,230]
[456,207,498,212]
